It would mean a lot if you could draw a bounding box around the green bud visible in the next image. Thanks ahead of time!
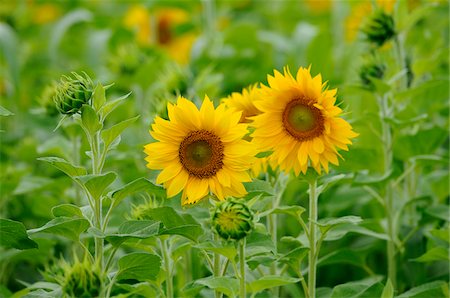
[212,199,254,241]
[54,72,95,115]
[362,9,395,47]
[359,61,386,89]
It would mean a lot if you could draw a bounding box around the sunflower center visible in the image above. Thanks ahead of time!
[179,130,224,178]
[282,98,324,141]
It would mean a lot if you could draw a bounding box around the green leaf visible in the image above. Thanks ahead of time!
[248,276,300,293]
[92,83,106,111]
[81,104,102,135]
[195,277,239,298]
[330,276,384,298]
[353,170,393,186]
[267,205,306,221]
[101,115,139,148]
[317,173,353,193]
[110,178,165,208]
[246,231,275,256]
[0,219,38,250]
[76,172,117,201]
[13,176,54,195]
[279,247,309,270]
[324,224,388,241]
[28,217,89,241]
[38,157,87,178]
[430,228,450,243]
[116,253,161,281]
[102,220,161,247]
[425,205,450,221]
[194,242,237,261]
[244,179,274,198]
[32,217,88,240]
[317,216,362,235]
[381,279,394,298]
[412,247,450,262]
[51,204,82,218]
[397,281,449,298]
[0,105,13,116]
[255,151,273,158]
[318,249,367,269]
[142,207,203,242]
[100,92,131,120]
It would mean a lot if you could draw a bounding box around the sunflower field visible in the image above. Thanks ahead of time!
[0,0,449,297]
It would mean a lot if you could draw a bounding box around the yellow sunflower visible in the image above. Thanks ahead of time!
[222,84,262,123]
[144,96,255,205]
[252,66,358,175]
[222,85,275,177]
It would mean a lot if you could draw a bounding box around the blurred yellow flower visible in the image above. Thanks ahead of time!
[123,5,197,64]
[306,0,331,13]
[144,96,255,205]
[222,85,262,123]
[345,0,395,41]
[32,3,61,24]
[252,66,358,175]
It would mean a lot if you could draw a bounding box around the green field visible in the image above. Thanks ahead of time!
[0,1,449,297]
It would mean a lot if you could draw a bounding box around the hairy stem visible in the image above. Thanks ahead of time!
[239,238,246,298]
[308,178,318,298]
[160,238,173,298]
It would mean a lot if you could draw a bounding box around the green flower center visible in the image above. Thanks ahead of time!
[282,98,325,141]
[179,130,224,178]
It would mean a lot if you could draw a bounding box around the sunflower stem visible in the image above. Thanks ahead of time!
[307,178,318,298]
[239,238,246,298]
[160,238,173,298]
[379,94,397,289]
[213,233,221,298]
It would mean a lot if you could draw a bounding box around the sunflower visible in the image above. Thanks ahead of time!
[252,66,358,175]
[222,84,262,123]
[144,96,255,205]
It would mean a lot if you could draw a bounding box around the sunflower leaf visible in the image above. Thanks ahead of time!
[0,219,38,250]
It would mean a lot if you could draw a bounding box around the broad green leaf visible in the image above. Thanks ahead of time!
[38,157,87,178]
[116,253,161,281]
[110,178,165,208]
[101,115,139,148]
[330,276,384,298]
[194,242,237,261]
[51,204,82,218]
[244,179,274,197]
[13,176,54,195]
[317,173,353,194]
[430,229,450,243]
[318,216,362,235]
[247,255,276,270]
[318,249,367,268]
[142,207,203,242]
[100,92,131,120]
[412,247,450,262]
[81,105,102,135]
[248,276,300,293]
[324,224,388,241]
[76,172,117,201]
[92,83,105,111]
[381,279,394,298]
[425,205,450,221]
[28,217,89,241]
[246,231,275,256]
[397,281,449,298]
[102,220,161,247]
[353,170,393,186]
[0,219,38,250]
[279,247,309,270]
[195,277,239,298]
[0,105,13,116]
[262,205,306,221]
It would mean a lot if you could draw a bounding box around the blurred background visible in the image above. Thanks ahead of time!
[0,0,448,296]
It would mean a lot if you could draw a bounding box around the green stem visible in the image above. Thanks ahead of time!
[161,238,173,298]
[239,238,246,298]
[308,178,318,298]
[379,94,397,289]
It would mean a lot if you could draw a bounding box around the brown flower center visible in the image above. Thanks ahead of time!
[179,130,224,178]
[282,98,325,141]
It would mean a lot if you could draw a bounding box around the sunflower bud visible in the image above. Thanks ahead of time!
[359,61,386,90]
[362,9,395,46]
[212,199,254,241]
[53,72,94,115]
[63,258,102,298]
